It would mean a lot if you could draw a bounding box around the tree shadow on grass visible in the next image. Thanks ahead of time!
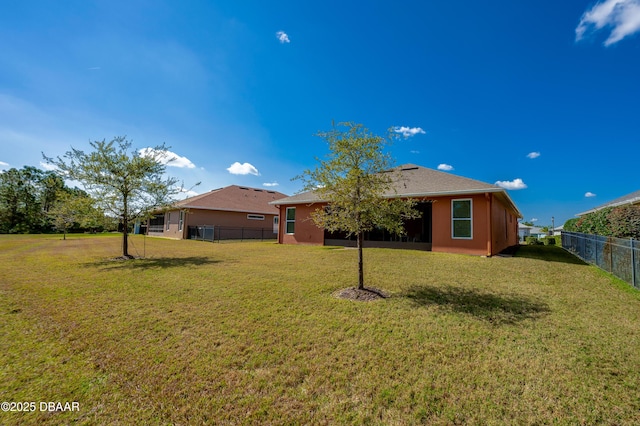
[403,285,551,325]
[510,244,588,265]
[90,256,222,270]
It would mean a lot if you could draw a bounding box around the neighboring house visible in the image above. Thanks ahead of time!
[148,185,288,240]
[518,223,533,240]
[529,226,547,239]
[552,225,563,236]
[577,189,640,216]
[270,164,522,256]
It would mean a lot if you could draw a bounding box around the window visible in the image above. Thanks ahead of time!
[452,199,472,239]
[179,210,184,231]
[285,207,296,234]
[166,212,171,230]
[247,214,265,220]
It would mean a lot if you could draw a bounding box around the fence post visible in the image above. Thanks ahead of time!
[609,237,613,273]
[632,238,636,288]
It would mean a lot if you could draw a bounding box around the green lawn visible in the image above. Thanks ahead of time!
[1,234,639,425]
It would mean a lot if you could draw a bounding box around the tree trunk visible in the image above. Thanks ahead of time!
[357,231,364,290]
[122,195,130,258]
[122,217,129,258]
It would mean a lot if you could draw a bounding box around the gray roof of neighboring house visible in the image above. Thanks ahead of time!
[577,189,640,216]
[271,164,522,217]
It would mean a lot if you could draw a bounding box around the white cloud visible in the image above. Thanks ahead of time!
[585,192,597,197]
[576,0,640,46]
[437,163,454,171]
[526,151,541,159]
[410,150,420,154]
[263,182,279,187]
[494,178,528,190]
[393,126,426,138]
[139,148,196,168]
[39,161,58,171]
[227,162,259,176]
[531,218,538,222]
[181,189,199,197]
[276,31,290,43]
[0,161,9,167]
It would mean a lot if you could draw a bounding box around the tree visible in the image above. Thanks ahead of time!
[0,166,64,233]
[44,137,192,258]
[48,189,105,239]
[297,122,419,291]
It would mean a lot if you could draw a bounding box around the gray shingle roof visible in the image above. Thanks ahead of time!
[271,164,522,216]
[577,189,640,216]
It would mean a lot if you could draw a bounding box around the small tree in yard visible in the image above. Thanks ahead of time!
[297,122,419,291]
[44,137,193,258]
[48,189,105,239]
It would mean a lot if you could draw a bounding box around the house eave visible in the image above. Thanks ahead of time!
[577,196,640,216]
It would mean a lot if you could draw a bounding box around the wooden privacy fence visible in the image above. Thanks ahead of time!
[561,231,639,289]
[187,226,276,242]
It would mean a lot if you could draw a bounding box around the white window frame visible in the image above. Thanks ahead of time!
[166,212,171,230]
[285,207,296,234]
[179,210,184,231]
[247,214,265,220]
[452,199,473,239]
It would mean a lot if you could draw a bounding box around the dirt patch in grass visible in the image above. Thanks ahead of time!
[333,286,388,301]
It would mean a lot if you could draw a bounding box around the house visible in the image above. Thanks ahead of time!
[519,224,547,240]
[147,185,288,240]
[270,164,522,256]
[518,223,532,240]
[577,189,640,216]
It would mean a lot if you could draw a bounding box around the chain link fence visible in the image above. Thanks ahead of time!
[562,231,639,289]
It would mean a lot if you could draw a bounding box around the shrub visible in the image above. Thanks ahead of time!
[573,205,640,239]
[608,206,640,239]
[563,218,579,232]
[525,236,541,245]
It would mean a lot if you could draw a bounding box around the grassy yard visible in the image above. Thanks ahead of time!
[1,234,639,425]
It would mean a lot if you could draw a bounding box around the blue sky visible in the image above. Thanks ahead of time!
[1,1,639,227]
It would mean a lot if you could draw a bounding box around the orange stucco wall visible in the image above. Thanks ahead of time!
[430,193,519,256]
[160,209,278,239]
[277,193,520,256]
[430,194,490,256]
[490,195,519,254]
[278,203,325,245]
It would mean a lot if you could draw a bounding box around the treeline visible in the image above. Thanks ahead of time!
[0,166,116,234]
[564,205,640,239]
